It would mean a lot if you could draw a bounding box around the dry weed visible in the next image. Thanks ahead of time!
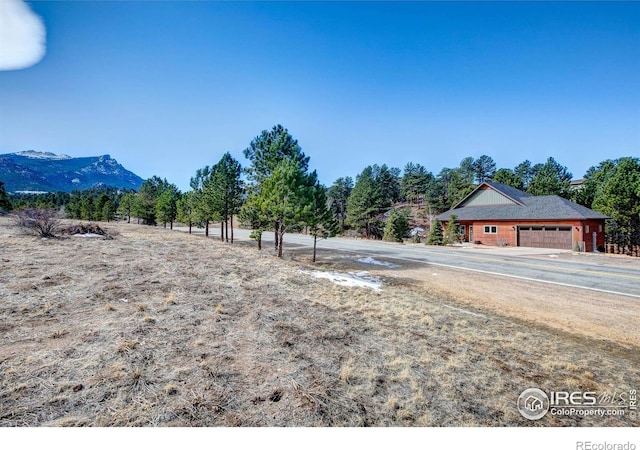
[0,217,637,427]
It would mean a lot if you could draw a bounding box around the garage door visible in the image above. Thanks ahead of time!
[518,226,572,249]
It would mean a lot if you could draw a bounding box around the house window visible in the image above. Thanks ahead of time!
[599,224,603,233]
[483,225,497,234]
[459,225,466,235]
[586,225,590,233]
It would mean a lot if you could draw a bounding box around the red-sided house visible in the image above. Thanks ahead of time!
[436,182,608,252]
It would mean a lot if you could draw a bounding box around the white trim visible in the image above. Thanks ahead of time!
[483,225,498,234]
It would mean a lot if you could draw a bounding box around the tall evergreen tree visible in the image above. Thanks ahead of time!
[514,160,535,190]
[243,124,309,249]
[206,153,243,243]
[81,196,95,221]
[0,181,12,211]
[527,157,572,198]
[134,176,170,225]
[327,176,353,232]
[374,164,402,205]
[592,157,640,254]
[493,168,524,190]
[473,155,497,183]
[243,124,309,183]
[436,167,474,210]
[118,192,135,223]
[259,158,315,257]
[190,167,215,236]
[155,184,181,229]
[176,191,199,234]
[573,159,617,208]
[458,157,476,184]
[346,166,384,238]
[401,162,433,205]
[303,181,338,262]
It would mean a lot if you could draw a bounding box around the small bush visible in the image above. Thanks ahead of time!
[383,210,410,243]
[426,219,444,245]
[13,208,61,238]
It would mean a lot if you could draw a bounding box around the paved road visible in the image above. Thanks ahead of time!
[176,227,640,299]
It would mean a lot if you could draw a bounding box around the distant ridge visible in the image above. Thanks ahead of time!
[0,151,144,193]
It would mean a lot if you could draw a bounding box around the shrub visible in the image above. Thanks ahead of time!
[383,210,410,243]
[444,214,460,244]
[14,208,61,238]
[426,219,444,245]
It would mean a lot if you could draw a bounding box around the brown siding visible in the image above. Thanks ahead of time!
[445,219,606,251]
[581,219,606,252]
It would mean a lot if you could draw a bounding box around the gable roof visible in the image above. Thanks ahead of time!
[437,182,608,222]
[455,181,531,208]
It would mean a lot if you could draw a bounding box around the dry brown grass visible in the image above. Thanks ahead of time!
[0,217,637,427]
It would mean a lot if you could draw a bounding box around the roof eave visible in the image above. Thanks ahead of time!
[451,182,526,210]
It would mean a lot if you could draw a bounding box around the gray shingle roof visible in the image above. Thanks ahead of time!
[438,183,608,221]
[480,182,532,204]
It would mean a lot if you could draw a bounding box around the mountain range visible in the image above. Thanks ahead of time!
[0,151,144,193]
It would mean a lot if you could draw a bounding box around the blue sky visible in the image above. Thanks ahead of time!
[0,1,638,191]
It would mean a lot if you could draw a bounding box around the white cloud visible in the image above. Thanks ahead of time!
[0,0,46,70]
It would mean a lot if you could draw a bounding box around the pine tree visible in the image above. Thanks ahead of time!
[0,181,12,211]
[176,191,199,234]
[426,219,444,245]
[155,184,181,229]
[259,158,315,257]
[473,155,497,183]
[444,214,460,244]
[592,157,640,254]
[527,157,573,198]
[244,125,309,250]
[118,192,135,223]
[383,209,410,243]
[205,153,243,243]
[239,193,271,250]
[493,168,524,190]
[190,167,215,236]
[303,181,338,262]
[134,176,171,225]
[346,166,384,238]
[327,176,353,232]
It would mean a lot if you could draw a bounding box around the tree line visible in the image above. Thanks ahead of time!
[1,125,638,256]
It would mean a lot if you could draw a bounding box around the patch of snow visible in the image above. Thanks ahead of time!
[549,254,559,258]
[356,256,400,268]
[299,270,383,291]
[72,233,104,238]
[15,150,71,160]
[442,304,487,319]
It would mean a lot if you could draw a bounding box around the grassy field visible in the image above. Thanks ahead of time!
[0,217,637,426]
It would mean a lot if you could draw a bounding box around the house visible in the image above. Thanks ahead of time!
[436,182,608,251]
[524,395,544,413]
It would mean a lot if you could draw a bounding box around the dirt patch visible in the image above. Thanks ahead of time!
[0,218,637,427]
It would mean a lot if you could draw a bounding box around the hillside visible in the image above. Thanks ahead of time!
[0,151,144,193]
[0,218,636,426]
